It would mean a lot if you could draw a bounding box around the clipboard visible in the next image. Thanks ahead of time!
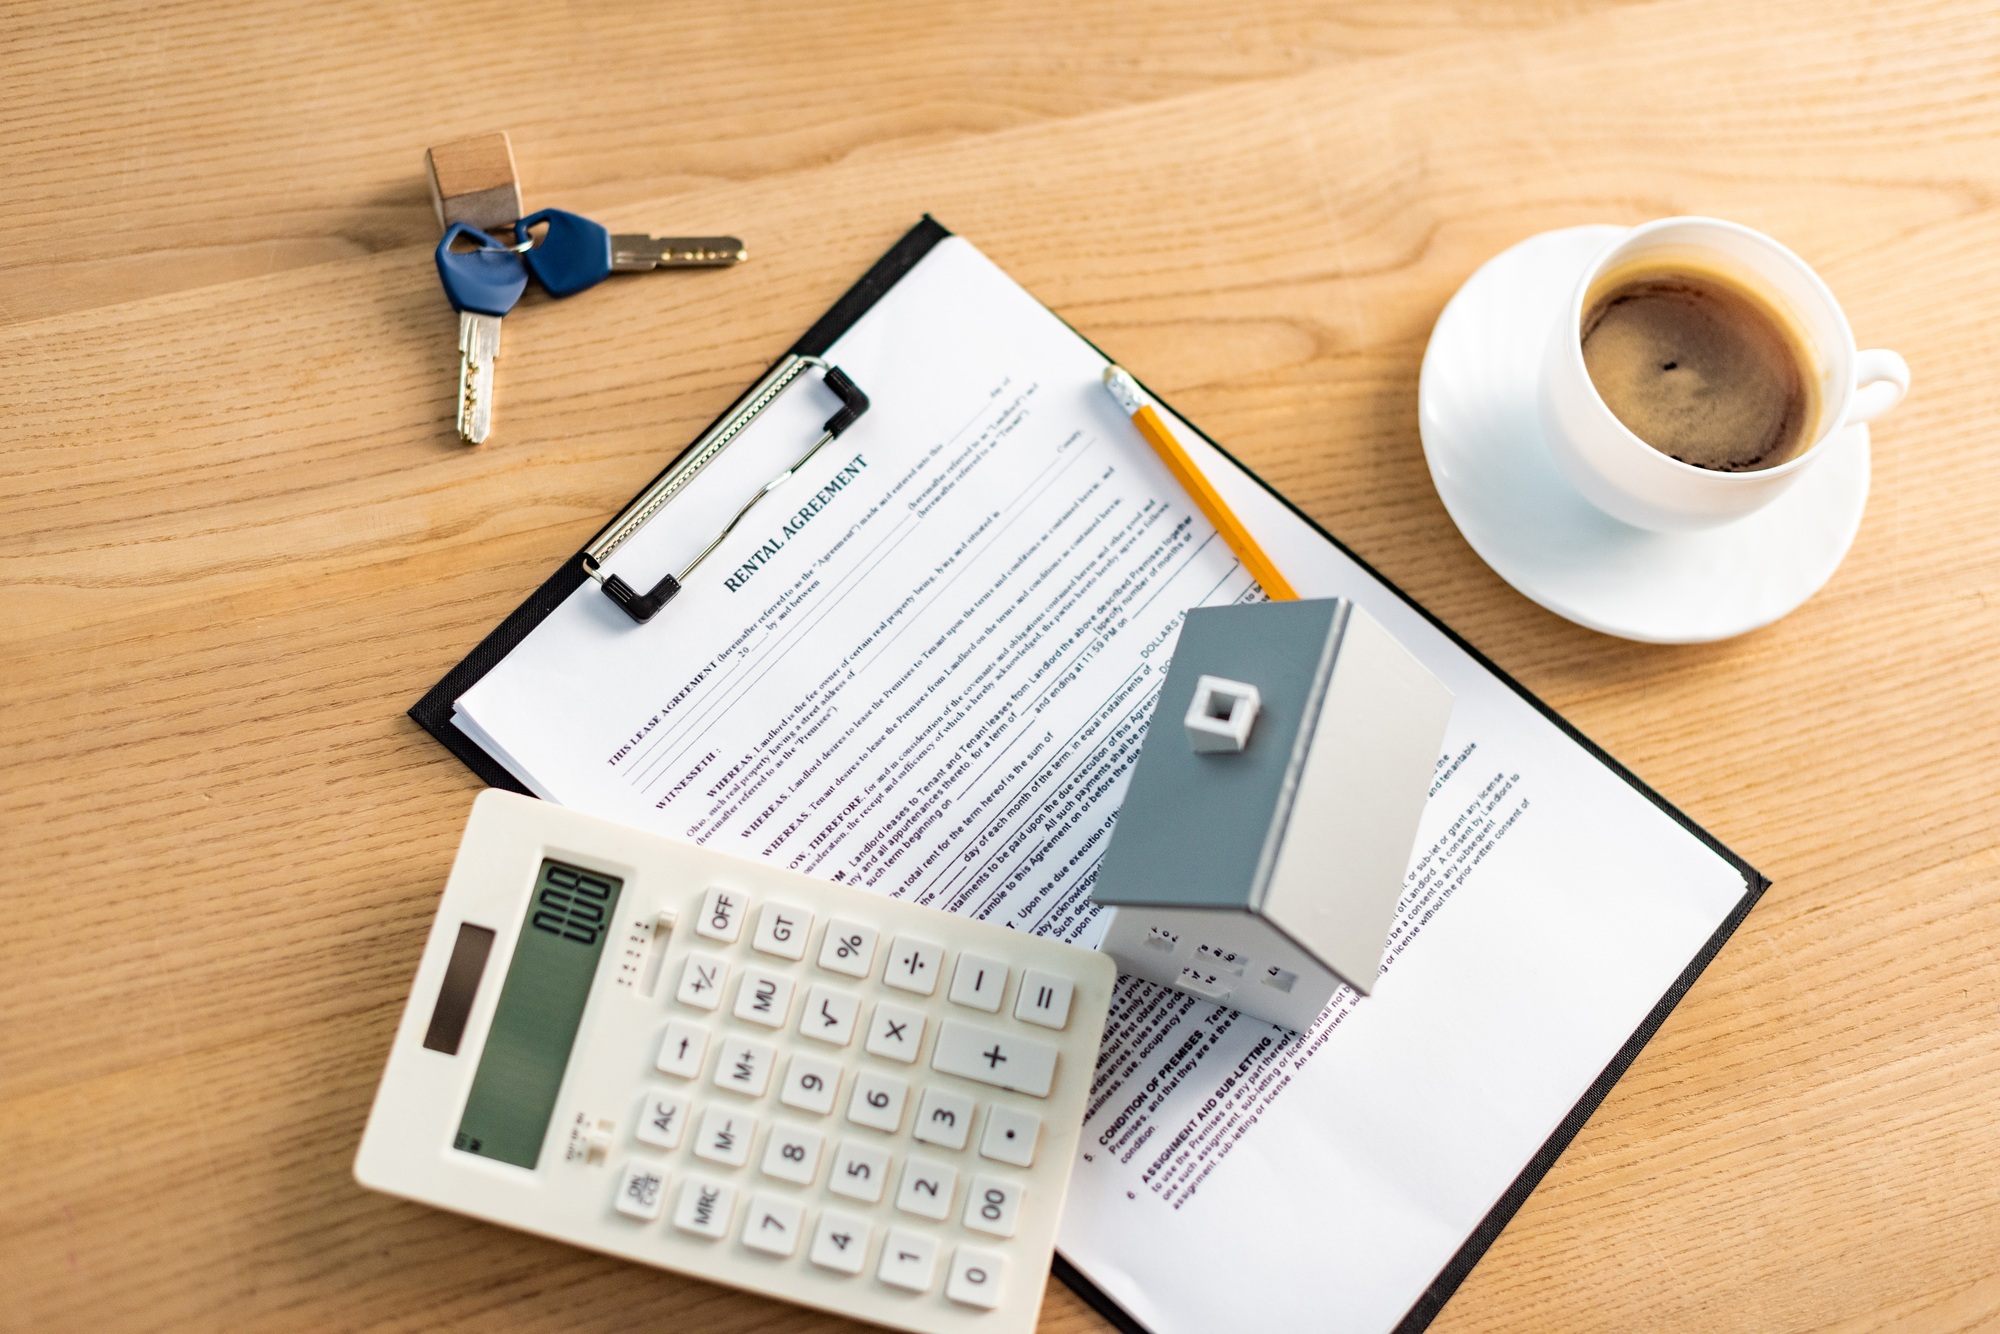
[409,216,1766,1334]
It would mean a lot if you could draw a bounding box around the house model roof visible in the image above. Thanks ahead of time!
[1094,599,1347,913]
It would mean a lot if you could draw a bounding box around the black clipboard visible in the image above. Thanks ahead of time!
[410,215,1768,1334]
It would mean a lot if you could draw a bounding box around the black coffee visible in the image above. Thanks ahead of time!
[1581,268,1817,472]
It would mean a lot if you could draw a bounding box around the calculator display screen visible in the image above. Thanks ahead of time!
[453,859,623,1168]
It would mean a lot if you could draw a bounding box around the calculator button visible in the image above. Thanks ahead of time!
[613,1160,668,1221]
[978,1105,1042,1167]
[818,918,880,978]
[963,1174,1022,1237]
[655,1021,710,1079]
[693,1106,757,1167]
[751,901,812,960]
[759,1121,825,1185]
[894,1155,959,1221]
[676,950,729,1011]
[695,886,746,943]
[1012,968,1075,1029]
[799,983,861,1046]
[778,1051,842,1115]
[847,1069,910,1133]
[635,1089,691,1150]
[912,1085,976,1151]
[946,1245,1007,1309]
[712,1037,777,1098]
[883,935,945,995]
[828,1138,892,1204]
[809,1208,873,1274]
[948,953,1008,1012]
[931,1019,1059,1097]
[863,1000,927,1064]
[731,966,797,1029]
[740,1191,805,1257]
[877,1227,940,1293]
[672,1174,737,1238]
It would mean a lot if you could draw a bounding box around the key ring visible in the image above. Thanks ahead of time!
[441,226,534,255]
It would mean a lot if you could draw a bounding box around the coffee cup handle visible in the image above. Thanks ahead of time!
[1848,349,1911,425]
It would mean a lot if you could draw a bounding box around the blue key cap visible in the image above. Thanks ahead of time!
[517,208,747,297]
[434,224,527,444]
[515,208,613,298]
[435,223,528,316]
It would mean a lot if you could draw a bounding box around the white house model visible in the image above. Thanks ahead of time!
[1091,598,1453,1031]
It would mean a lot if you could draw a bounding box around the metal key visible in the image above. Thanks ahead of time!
[515,208,745,298]
[434,223,529,445]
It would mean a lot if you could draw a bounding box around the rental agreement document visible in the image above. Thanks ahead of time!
[448,235,1756,1333]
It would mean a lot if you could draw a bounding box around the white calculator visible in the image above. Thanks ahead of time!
[355,790,1116,1334]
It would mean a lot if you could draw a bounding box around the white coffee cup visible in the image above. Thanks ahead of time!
[1540,217,1909,532]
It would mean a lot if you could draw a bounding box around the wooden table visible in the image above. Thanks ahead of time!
[6,1,1998,1329]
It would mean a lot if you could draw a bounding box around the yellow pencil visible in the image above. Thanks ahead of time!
[1101,365,1299,601]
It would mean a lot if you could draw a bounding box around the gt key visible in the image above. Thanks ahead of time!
[516,209,745,298]
[435,223,528,445]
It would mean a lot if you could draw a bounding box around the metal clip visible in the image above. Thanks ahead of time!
[581,355,871,623]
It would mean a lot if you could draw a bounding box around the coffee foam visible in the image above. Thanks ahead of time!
[1581,256,1823,472]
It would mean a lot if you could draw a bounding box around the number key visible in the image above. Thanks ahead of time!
[740,1191,805,1257]
[779,1051,842,1116]
[946,1245,1008,1310]
[877,1227,940,1293]
[962,1174,1023,1238]
[894,1155,958,1221]
[828,1138,892,1204]
[913,1086,976,1151]
[846,1069,910,1133]
[759,1121,825,1185]
[809,1208,873,1275]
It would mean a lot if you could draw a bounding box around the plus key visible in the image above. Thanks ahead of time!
[931,1020,1058,1098]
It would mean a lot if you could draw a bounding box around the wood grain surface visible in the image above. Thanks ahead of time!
[4,1,1998,1331]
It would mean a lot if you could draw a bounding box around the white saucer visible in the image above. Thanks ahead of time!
[1417,225,1869,643]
